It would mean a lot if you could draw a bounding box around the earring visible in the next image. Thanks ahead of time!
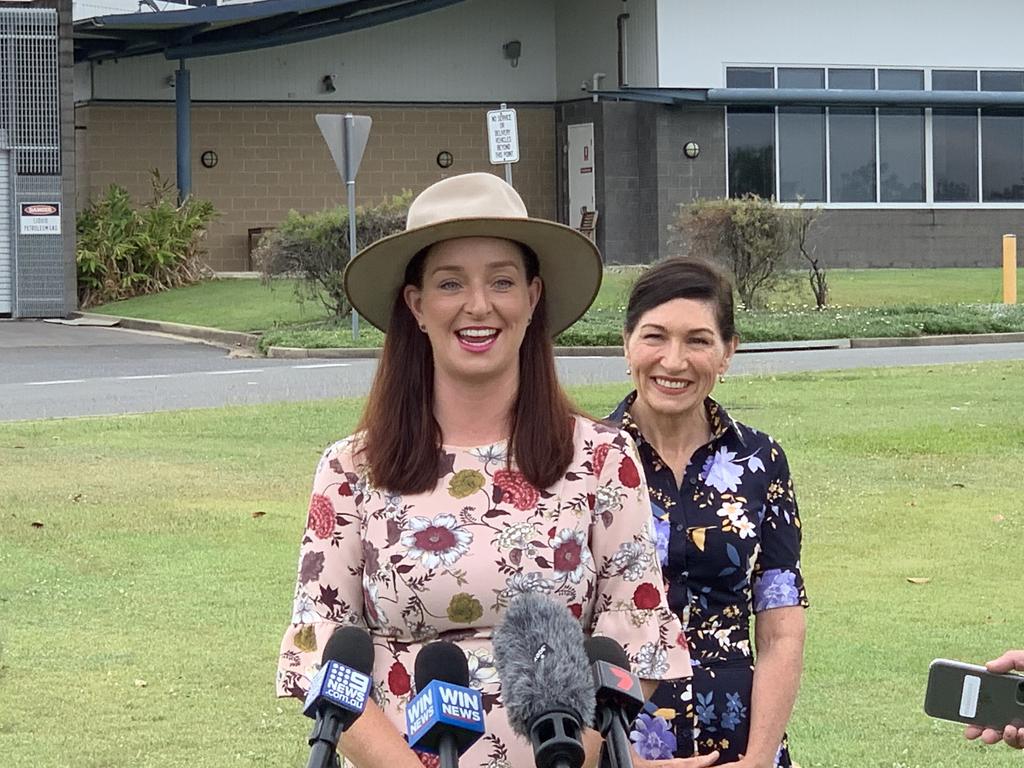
[626,366,632,376]
[418,324,426,333]
[718,373,726,384]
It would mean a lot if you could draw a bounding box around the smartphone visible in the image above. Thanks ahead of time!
[924,658,1024,730]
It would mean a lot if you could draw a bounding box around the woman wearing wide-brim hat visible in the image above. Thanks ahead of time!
[276,173,718,768]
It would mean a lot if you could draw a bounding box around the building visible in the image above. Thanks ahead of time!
[73,0,1024,273]
[1,0,75,318]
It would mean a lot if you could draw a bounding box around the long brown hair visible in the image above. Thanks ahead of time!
[356,243,577,494]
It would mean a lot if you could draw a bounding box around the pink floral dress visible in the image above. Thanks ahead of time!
[277,415,691,768]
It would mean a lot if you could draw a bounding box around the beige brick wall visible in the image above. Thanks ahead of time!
[76,103,558,271]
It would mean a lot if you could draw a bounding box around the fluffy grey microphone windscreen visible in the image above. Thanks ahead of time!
[492,592,596,736]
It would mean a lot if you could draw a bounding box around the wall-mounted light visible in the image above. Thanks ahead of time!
[684,141,700,159]
[321,74,336,93]
[502,40,521,68]
[200,150,218,169]
[436,150,454,169]
[164,74,175,89]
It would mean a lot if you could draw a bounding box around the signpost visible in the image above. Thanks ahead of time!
[486,103,519,186]
[315,113,372,340]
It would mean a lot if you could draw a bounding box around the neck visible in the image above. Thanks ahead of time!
[629,395,712,468]
[433,366,519,447]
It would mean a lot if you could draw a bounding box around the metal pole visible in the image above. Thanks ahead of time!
[1003,234,1018,304]
[175,59,191,204]
[500,103,512,186]
[344,114,360,339]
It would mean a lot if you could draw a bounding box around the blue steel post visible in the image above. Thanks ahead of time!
[344,114,359,340]
[175,60,192,204]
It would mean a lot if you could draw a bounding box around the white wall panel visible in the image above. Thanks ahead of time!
[658,0,1024,88]
[87,0,558,103]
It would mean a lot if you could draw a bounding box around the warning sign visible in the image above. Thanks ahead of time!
[20,202,61,235]
[486,108,520,165]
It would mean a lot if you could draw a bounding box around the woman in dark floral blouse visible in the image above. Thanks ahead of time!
[610,258,808,768]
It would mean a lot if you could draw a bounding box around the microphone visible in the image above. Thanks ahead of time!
[405,640,485,768]
[586,636,645,768]
[302,626,375,768]
[492,592,596,768]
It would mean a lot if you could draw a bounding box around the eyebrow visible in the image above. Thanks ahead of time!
[429,260,522,276]
[639,322,715,334]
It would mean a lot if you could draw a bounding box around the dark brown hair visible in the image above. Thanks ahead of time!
[356,243,577,494]
[624,257,737,340]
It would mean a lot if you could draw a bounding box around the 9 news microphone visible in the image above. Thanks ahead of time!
[302,626,375,768]
[492,593,596,768]
[586,636,645,768]
[405,640,485,768]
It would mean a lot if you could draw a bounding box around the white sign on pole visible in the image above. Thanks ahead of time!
[316,114,372,183]
[487,107,520,165]
[20,202,61,235]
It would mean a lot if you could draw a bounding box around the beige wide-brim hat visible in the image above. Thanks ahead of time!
[344,172,603,336]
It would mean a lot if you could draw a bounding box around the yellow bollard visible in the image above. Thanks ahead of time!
[1003,234,1017,304]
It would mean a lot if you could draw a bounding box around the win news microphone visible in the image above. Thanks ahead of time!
[302,626,375,768]
[405,640,485,768]
[586,636,645,768]
[492,592,596,768]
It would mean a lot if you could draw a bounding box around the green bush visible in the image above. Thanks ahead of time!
[76,172,217,308]
[676,195,808,310]
[256,192,413,320]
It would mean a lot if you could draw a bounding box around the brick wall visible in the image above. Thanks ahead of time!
[76,103,557,271]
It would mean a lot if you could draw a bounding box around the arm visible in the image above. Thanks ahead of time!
[740,606,806,768]
[336,699,425,768]
[964,650,1024,750]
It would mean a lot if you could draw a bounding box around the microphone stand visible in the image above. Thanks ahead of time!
[594,709,634,768]
[438,732,459,768]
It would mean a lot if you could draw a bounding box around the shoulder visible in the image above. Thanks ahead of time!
[731,419,790,470]
[572,414,637,452]
[315,432,368,475]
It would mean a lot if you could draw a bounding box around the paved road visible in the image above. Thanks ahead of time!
[3,321,1024,422]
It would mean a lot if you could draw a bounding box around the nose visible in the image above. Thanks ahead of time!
[463,283,491,317]
[662,339,689,372]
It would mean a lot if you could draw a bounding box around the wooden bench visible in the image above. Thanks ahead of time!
[578,209,598,241]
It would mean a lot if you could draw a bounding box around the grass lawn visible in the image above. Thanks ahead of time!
[2,362,1022,767]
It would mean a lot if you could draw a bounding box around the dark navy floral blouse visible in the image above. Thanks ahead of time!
[609,393,808,766]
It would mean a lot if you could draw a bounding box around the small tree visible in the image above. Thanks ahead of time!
[795,204,828,309]
[256,192,413,320]
[677,195,799,309]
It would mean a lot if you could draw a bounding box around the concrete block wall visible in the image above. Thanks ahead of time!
[76,103,557,271]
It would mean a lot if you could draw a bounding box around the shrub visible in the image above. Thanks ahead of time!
[256,192,413,320]
[76,172,216,308]
[676,195,818,310]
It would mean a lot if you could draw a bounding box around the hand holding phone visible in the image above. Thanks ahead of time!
[924,653,1024,750]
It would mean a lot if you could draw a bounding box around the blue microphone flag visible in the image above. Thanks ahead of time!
[303,659,372,720]
[405,679,485,754]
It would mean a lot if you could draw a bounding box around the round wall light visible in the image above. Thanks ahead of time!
[436,150,454,169]
[200,150,219,169]
[683,141,700,159]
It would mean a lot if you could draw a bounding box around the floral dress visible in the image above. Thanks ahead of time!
[609,394,808,766]
[277,415,692,768]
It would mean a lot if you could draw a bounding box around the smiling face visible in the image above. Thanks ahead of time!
[403,237,542,385]
[624,297,738,419]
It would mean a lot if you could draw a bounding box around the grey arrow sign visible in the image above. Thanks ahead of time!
[316,113,372,183]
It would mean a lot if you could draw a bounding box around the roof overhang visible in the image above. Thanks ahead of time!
[75,0,468,62]
[593,87,1024,109]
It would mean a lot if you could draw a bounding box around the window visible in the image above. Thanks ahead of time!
[933,70,978,202]
[828,69,876,202]
[778,68,825,201]
[878,70,925,202]
[981,71,1024,202]
[726,68,774,198]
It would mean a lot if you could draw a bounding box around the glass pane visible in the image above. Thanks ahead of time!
[933,70,977,91]
[829,69,874,90]
[726,68,774,88]
[982,109,1024,201]
[830,108,876,201]
[727,108,775,198]
[878,69,924,91]
[779,68,824,89]
[933,109,979,201]
[879,108,925,201]
[779,107,826,201]
[981,71,1024,92]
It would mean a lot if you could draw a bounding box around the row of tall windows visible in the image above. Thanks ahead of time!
[726,67,1024,203]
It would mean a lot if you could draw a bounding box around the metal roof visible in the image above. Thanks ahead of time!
[74,0,468,61]
[593,87,1024,109]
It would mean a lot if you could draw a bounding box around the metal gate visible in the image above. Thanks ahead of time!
[0,146,9,315]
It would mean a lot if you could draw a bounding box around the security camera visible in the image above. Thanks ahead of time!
[581,81,589,92]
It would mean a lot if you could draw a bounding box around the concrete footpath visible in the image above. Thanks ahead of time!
[77,312,1024,359]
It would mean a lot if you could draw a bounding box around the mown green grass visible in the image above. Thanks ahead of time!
[2,363,1023,767]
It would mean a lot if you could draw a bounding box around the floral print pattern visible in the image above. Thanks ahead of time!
[277,415,691,768]
[611,394,807,766]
